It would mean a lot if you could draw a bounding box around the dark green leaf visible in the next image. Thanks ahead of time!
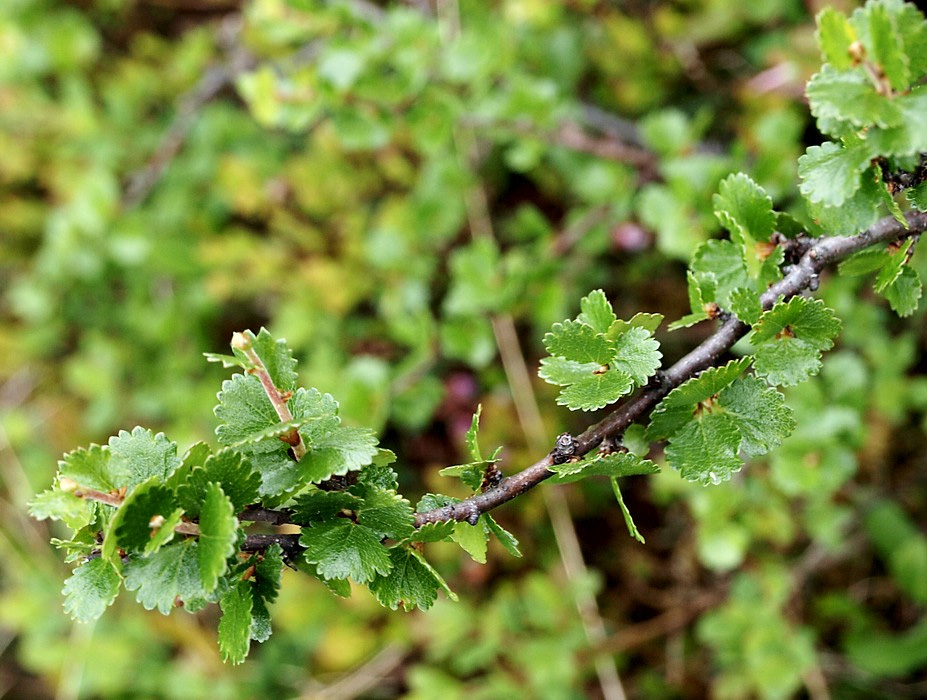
[123,539,203,614]
[882,265,922,317]
[718,376,796,457]
[300,521,392,583]
[485,514,521,558]
[197,482,238,593]
[369,547,455,611]
[557,369,634,411]
[549,451,660,484]
[357,488,415,540]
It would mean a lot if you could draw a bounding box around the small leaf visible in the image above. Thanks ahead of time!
[108,427,182,491]
[665,413,744,486]
[607,312,664,337]
[805,66,902,130]
[357,488,415,540]
[62,558,121,623]
[178,450,261,516]
[197,482,238,593]
[300,521,392,583]
[906,181,927,212]
[247,328,299,392]
[816,7,855,70]
[648,358,752,440]
[729,287,762,325]
[557,369,634,411]
[718,376,796,457]
[57,444,115,492]
[144,509,183,555]
[114,484,177,554]
[123,540,203,614]
[866,1,909,92]
[452,520,489,563]
[690,240,752,309]
[369,547,452,611]
[751,297,841,386]
[543,319,616,365]
[549,451,660,484]
[882,266,922,317]
[611,478,644,543]
[291,490,362,523]
[253,544,284,605]
[218,582,253,665]
[578,289,617,334]
[798,140,872,207]
[610,327,662,386]
[538,356,604,386]
[485,514,521,558]
[713,173,776,243]
[406,520,456,543]
[297,426,379,484]
[28,489,94,530]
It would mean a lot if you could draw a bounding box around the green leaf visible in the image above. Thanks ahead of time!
[729,287,762,325]
[798,140,872,207]
[838,247,890,276]
[578,289,617,334]
[557,369,634,411]
[297,425,379,484]
[28,489,94,530]
[751,297,841,386]
[816,7,855,70]
[485,514,521,558]
[805,66,902,130]
[102,476,160,564]
[197,482,238,593]
[218,582,253,665]
[62,558,121,623]
[611,326,662,386]
[438,461,488,491]
[246,327,299,392]
[465,404,484,462]
[369,547,454,611]
[866,0,909,92]
[108,427,182,491]
[538,356,604,386]
[250,596,272,643]
[357,488,415,540]
[57,444,114,492]
[549,451,660,484]
[253,544,284,606]
[291,490,362,523]
[665,412,744,486]
[882,265,922,317]
[543,319,616,364]
[203,352,251,371]
[713,173,776,243]
[806,165,889,234]
[214,374,282,447]
[718,377,796,457]
[647,358,752,440]
[300,521,392,583]
[669,272,712,329]
[452,520,489,563]
[690,240,752,309]
[611,478,645,543]
[123,539,203,614]
[906,181,927,211]
[114,484,178,553]
[874,239,914,293]
[607,312,664,337]
[144,509,183,555]
[178,450,261,516]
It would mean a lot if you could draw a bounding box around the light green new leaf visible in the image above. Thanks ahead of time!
[246,327,298,392]
[729,287,762,325]
[219,582,253,665]
[485,514,521,558]
[57,444,114,492]
[300,521,392,583]
[28,489,94,530]
[805,66,902,130]
[607,312,664,337]
[370,547,454,611]
[406,520,456,543]
[690,240,751,309]
[465,404,484,462]
[123,539,203,614]
[838,247,890,276]
[357,488,415,540]
[798,140,872,207]
[611,327,662,386]
[557,369,635,411]
[751,297,841,386]
[253,543,284,605]
[718,376,796,457]
[665,413,744,486]
[865,0,910,91]
[578,289,617,334]
[453,520,489,563]
[816,7,855,69]
[882,265,922,317]
[647,358,752,440]
[906,181,927,211]
[62,558,121,623]
[875,239,914,293]
[543,319,615,365]
[197,482,238,593]
[611,478,645,543]
[538,356,604,386]
[108,427,181,491]
[713,173,776,243]
[549,451,660,484]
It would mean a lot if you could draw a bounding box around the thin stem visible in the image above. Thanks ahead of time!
[416,210,927,526]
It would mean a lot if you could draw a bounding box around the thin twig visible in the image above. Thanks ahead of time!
[416,211,927,526]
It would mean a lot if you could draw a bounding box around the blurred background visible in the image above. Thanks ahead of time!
[2,0,926,697]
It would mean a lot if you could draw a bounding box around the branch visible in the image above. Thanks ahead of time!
[415,210,927,526]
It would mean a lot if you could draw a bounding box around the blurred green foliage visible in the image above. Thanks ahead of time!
[2,0,927,697]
